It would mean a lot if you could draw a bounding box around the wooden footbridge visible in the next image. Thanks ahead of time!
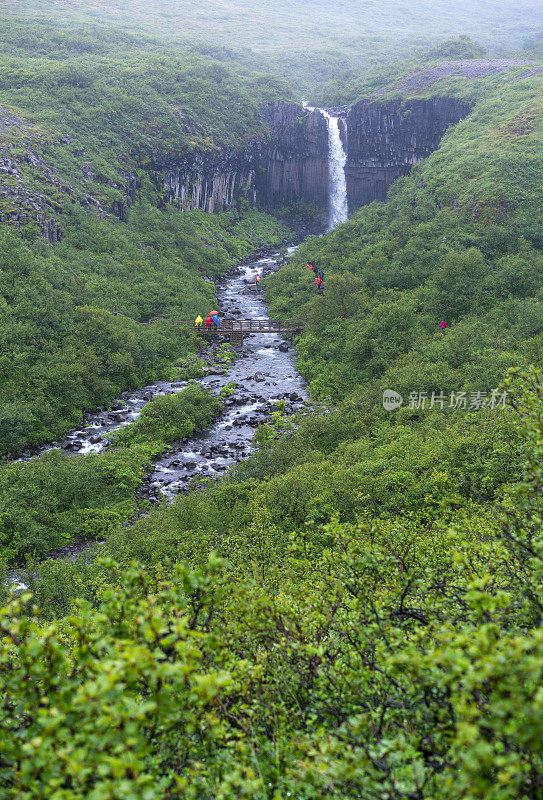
[207,319,302,345]
[112,308,301,345]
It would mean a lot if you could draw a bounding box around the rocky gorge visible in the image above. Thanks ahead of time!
[151,97,472,220]
[0,96,473,240]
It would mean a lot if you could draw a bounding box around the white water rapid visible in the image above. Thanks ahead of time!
[321,110,348,229]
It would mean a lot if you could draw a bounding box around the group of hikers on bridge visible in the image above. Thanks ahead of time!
[194,310,220,331]
[193,261,324,332]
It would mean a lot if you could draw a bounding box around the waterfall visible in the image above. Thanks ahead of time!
[321,110,348,230]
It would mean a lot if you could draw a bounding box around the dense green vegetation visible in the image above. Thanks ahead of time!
[0,384,222,564]
[0,206,290,456]
[2,368,543,798]
[1,3,543,795]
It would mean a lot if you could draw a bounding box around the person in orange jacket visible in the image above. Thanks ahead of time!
[316,276,323,289]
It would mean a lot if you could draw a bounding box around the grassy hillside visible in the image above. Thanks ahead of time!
[2,13,543,797]
[0,21,296,456]
[1,0,542,96]
[3,0,541,53]
[0,19,292,223]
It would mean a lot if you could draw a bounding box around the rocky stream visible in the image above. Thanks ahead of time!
[9,245,307,588]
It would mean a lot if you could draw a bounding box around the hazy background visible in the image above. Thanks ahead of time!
[1,0,542,94]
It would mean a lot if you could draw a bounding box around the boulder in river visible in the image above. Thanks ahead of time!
[278,342,289,352]
[253,372,265,382]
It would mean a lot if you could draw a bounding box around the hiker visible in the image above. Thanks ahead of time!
[318,269,324,281]
[195,314,203,328]
[211,310,220,328]
[255,274,261,287]
[316,276,323,289]
[309,263,315,272]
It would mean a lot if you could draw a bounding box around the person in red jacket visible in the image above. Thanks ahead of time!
[316,276,323,289]
[205,314,213,328]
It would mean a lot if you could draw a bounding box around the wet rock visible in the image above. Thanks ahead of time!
[184,461,197,470]
[110,400,124,411]
[278,342,289,352]
[254,372,265,382]
[143,393,153,402]
[90,435,102,444]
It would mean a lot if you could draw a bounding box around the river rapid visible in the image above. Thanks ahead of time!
[8,246,307,587]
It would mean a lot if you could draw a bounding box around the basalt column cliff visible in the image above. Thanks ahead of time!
[152,101,329,214]
[152,97,473,220]
[344,98,472,208]
[255,101,329,208]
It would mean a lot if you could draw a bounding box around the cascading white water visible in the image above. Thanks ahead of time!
[321,110,348,229]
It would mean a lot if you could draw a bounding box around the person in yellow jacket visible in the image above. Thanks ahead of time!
[195,315,203,328]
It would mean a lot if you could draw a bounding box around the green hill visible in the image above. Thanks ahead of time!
[2,0,542,94]
[2,14,543,799]
[0,22,294,455]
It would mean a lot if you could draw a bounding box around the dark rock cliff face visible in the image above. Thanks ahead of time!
[150,97,472,222]
[255,101,329,208]
[0,98,474,242]
[344,98,472,208]
[150,101,329,214]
